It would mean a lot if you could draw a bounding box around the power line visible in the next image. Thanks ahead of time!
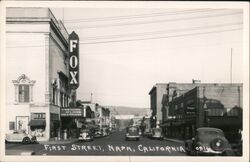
[81,40,241,55]
[6,27,242,48]
[64,9,218,23]
[67,11,242,29]
[80,28,242,45]
[81,22,242,41]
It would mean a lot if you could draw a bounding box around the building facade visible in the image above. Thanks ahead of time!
[95,105,110,129]
[161,82,199,134]
[6,8,72,141]
[149,83,168,126]
[166,84,243,141]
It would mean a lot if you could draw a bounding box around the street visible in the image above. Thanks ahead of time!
[6,130,186,156]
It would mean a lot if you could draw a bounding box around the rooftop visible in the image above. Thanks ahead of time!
[6,7,69,41]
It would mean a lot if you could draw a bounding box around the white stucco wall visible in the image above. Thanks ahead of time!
[6,23,50,138]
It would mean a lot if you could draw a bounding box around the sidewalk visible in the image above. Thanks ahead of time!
[39,138,78,145]
[164,137,184,144]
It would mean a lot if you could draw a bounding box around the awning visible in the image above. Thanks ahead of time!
[29,120,46,126]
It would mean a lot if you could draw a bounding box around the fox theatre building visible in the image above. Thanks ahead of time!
[5,8,75,141]
[60,31,83,139]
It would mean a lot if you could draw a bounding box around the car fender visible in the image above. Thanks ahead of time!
[222,148,235,156]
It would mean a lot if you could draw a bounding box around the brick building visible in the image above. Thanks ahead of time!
[166,84,242,140]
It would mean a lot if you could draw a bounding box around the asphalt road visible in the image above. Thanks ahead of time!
[5,130,186,156]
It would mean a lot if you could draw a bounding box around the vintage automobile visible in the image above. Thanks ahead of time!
[125,125,140,141]
[185,127,235,156]
[5,130,37,144]
[150,128,164,140]
[102,127,110,137]
[78,129,94,141]
[94,128,103,138]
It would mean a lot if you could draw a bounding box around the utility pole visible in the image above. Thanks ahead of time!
[230,48,233,84]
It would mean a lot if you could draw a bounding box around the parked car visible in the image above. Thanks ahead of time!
[150,128,164,140]
[125,125,140,141]
[94,128,103,138]
[5,130,37,144]
[102,127,110,137]
[185,127,235,156]
[78,129,94,141]
[143,130,153,137]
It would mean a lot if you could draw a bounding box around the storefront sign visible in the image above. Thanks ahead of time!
[61,108,83,117]
[68,31,79,89]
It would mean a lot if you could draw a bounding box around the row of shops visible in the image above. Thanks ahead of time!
[149,82,243,141]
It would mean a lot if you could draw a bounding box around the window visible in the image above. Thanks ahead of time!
[18,85,29,103]
[52,87,56,104]
[31,113,46,119]
[12,74,35,103]
[50,113,59,121]
[60,92,63,107]
[9,121,15,130]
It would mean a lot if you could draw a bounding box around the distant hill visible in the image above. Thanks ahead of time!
[106,106,150,116]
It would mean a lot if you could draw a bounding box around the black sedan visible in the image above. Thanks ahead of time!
[185,127,235,156]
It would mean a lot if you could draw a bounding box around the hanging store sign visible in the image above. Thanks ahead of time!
[68,31,79,89]
[61,108,83,117]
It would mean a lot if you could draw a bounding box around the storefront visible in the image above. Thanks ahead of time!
[5,8,76,141]
[50,113,60,139]
[61,108,83,139]
[29,113,46,138]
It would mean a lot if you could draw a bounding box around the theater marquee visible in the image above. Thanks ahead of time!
[61,108,83,117]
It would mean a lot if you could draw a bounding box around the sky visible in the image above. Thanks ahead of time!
[51,7,243,108]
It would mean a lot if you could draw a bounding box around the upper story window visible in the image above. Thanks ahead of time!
[18,85,29,102]
[12,74,35,104]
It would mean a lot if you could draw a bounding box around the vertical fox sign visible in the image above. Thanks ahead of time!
[69,31,79,89]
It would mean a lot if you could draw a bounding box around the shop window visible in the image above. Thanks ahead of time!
[50,113,59,121]
[9,121,15,130]
[30,126,46,137]
[12,74,35,103]
[31,113,46,119]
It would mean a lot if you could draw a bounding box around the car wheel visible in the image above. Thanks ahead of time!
[136,138,139,141]
[22,137,31,144]
[125,137,128,141]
